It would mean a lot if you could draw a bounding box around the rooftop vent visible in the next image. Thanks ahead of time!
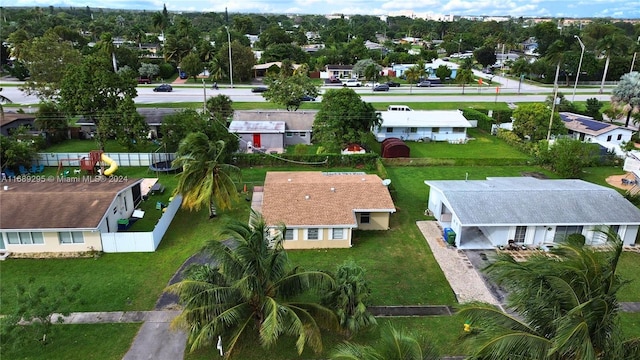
[305,195,310,200]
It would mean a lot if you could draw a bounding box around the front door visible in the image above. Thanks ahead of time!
[253,134,261,148]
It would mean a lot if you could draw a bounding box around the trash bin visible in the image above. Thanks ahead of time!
[443,228,456,246]
[117,218,130,231]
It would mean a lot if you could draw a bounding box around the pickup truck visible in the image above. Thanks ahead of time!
[342,79,362,87]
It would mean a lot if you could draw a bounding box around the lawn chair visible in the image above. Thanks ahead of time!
[37,164,44,173]
[31,165,38,174]
[4,169,16,178]
[18,165,29,175]
[156,201,165,210]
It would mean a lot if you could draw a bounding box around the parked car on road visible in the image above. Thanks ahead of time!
[342,79,362,87]
[153,84,173,92]
[386,81,401,87]
[373,84,390,92]
[251,86,268,93]
[416,81,431,87]
[300,95,316,101]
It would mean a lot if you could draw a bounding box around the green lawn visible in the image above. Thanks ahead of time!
[43,139,160,153]
[185,316,468,360]
[617,252,640,302]
[1,323,140,360]
[406,128,530,159]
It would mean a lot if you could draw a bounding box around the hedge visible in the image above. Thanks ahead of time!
[232,153,379,170]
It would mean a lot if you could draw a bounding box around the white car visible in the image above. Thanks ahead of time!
[364,82,380,87]
[342,79,362,87]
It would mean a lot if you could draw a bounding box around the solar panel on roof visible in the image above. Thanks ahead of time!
[580,118,610,131]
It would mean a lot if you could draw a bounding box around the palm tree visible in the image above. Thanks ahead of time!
[322,260,376,339]
[167,211,337,357]
[404,66,420,94]
[611,71,640,127]
[455,69,474,94]
[597,31,627,94]
[172,132,241,218]
[329,324,440,360]
[459,230,640,360]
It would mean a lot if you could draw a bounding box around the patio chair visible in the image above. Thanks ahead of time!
[18,165,29,175]
[4,169,16,178]
[37,164,44,173]
[507,239,520,251]
[31,165,38,174]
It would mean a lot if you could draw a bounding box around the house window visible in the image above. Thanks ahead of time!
[5,232,44,245]
[59,232,85,244]
[617,134,622,141]
[284,229,296,240]
[514,226,526,243]
[607,135,612,141]
[360,213,370,224]
[432,127,439,133]
[386,127,394,133]
[331,228,344,240]
[299,132,306,137]
[453,127,464,133]
[286,132,293,137]
[306,228,320,240]
[410,127,418,133]
[553,226,583,243]
[113,207,117,214]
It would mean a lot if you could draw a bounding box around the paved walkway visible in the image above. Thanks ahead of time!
[416,221,501,305]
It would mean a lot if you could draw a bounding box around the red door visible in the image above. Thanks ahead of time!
[252,134,261,148]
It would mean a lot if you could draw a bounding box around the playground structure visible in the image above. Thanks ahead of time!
[150,145,180,173]
[57,150,119,176]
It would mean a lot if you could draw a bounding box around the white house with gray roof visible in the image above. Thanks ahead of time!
[375,110,472,142]
[425,177,640,250]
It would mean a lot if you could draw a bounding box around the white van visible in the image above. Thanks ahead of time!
[387,105,412,111]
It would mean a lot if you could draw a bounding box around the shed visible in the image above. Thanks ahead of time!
[381,138,410,158]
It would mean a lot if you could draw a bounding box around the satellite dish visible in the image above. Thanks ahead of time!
[382,179,391,186]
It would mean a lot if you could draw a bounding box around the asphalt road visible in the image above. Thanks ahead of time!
[0,72,614,107]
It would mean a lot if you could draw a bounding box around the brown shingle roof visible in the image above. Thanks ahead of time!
[260,172,395,227]
[0,179,141,230]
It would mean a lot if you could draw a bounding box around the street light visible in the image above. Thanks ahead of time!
[224,26,233,88]
[572,35,585,102]
[631,36,640,73]
[546,61,561,143]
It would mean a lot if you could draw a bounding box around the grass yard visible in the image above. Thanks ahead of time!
[616,252,640,302]
[43,138,160,153]
[406,128,530,159]
[1,323,140,360]
[184,315,468,360]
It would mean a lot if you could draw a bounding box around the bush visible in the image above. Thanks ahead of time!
[462,108,493,132]
[293,143,308,155]
[232,153,379,170]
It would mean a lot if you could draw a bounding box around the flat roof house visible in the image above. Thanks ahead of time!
[425,177,640,250]
[0,179,143,256]
[253,171,396,249]
[375,110,472,142]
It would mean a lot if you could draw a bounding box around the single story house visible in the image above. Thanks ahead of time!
[232,110,316,149]
[252,62,302,77]
[375,110,473,142]
[253,171,396,249]
[76,108,180,140]
[1,112,37,136]
[559,112,633,147]
[425,177,640,250]
[0,179,143,256]
[324,65,354,79]
[228,120,285,153]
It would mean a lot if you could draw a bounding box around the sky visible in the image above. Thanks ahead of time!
[12,0,640,19]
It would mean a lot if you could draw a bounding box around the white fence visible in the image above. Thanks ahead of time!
[35,152,175,167]
[101,195,182,253]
